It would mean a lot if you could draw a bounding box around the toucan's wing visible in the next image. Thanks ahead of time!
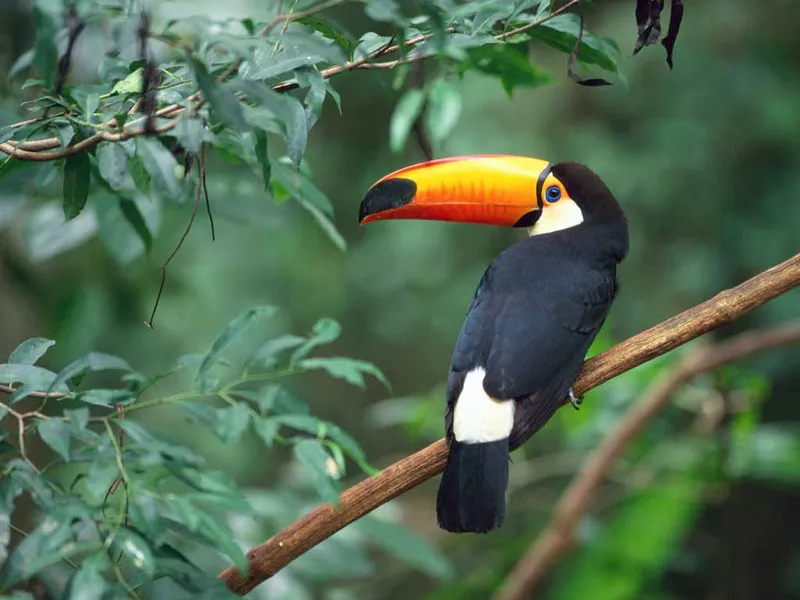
[444,239,617,443]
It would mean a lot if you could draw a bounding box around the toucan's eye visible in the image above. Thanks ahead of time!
[545,185,562,203]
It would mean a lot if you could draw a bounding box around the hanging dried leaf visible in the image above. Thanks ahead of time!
[567,17,613,87]
[662,0,684,69]
[633,0,683,69]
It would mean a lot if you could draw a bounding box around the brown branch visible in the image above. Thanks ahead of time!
[0,0,582,161]
[219,251,800,595]
[494,321,800,600]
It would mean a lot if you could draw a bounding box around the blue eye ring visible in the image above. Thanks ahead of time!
[545,185,562,203]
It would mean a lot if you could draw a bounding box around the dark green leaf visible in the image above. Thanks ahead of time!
[32,7,58,87]
[96,143,128,191]
[299,357,390,389]
[465,44,553,95]
[63,151,92,221]
[424,80,461,146]
[8,338,55,365]
[68,554,109,600]
[254,130,270,190]
[293,439,341,503]
[165,499,248,570]
[190,57,246,132]
[37,418,71,461]
[532,14,619,73]
[197,306,277,379]
[120,197,153,252]
[0,479,23,566]
[390,89,425,153]
[129,153,151,196]
[118,421,204,466]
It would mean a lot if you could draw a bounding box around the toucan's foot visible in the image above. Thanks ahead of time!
[568,388,582,411]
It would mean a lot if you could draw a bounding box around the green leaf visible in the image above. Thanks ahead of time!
[118,421,204,466]
[291,318,342,363]
[249,334,305,368]
[254,130,270,190]
[110,527,155,576]
[77,389,135,408]
[120,197,153,252]
[293,440,341,503]
[0,479,23,566]
[299,357,390,389]
[135,138,181,200]
[359,517,454,580]
[32,6,58,87]
[49,352,131,395]
[0,507,83,588]
[531,14,619,73]
[111,68,143,95]
[253,417,279,448]
[236,81,308,165]
[164,499,247,570]
[270,160,333,216]
[215,403,251,443]
[190,57,246,132]
[8,48,34,80]
[129,153,151,196]
[37,419,72,461]
[424,80,461,146]
[96,143,129,191]
[390,89,425,153]
[63,151,92,221]
[8,338,55,365]
[0,364,67,398]
[68,554,109,600]
[465,44,553,95]
[175,117,208,154]
[197,306,277,379]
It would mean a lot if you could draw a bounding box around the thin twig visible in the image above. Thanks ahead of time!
[144,157,205,329]
[218,251,800,595]
[201,142,215,241]
[494,322,800,600]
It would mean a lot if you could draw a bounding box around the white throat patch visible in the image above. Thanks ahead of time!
[527,198,584,236]
[452,368,515,444]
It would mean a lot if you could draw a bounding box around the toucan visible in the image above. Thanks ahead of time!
[358,155,629,533]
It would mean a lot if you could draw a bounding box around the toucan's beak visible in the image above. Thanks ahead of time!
[358,155,551,227]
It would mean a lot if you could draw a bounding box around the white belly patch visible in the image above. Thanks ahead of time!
[452,368,515,443]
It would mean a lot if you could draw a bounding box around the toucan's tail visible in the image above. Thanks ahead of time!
[436,438,509,533]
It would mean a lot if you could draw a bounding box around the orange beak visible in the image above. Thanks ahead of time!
[358,155,551,227]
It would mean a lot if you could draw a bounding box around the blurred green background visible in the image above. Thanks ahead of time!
[1,0,799,598]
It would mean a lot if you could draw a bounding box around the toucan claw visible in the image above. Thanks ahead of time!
[568,388,582,410]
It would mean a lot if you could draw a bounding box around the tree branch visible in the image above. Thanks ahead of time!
[218,251,800,595]
[494,321,800,600]
[0,0,583,162]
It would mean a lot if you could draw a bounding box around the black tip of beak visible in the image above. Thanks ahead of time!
[358,177,417,223]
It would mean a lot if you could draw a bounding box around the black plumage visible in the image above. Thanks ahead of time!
[437,163,629,533]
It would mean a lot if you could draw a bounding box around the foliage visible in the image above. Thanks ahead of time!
[0,0,623,269]
[0,308,457,596]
